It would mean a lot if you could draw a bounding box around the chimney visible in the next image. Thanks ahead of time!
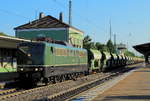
[59,12,63,22]
[39,12,45,19]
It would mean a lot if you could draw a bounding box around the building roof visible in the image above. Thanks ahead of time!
[0,35,30,48]
[133,42,150,55]
[14,15,83,33]
[117,44,126,49]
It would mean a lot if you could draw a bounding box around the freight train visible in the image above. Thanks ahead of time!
[17,41,144,86]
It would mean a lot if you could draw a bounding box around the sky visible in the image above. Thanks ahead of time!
[0,0,150,55]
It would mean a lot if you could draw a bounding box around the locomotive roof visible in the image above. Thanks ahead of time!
[19,41,87,51]
[45,42,86,51]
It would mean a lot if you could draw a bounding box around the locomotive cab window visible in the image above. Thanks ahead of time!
[19,46,29,53]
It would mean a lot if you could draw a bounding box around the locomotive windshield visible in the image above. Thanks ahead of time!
[18,43,44,65]
[19,46,29,54]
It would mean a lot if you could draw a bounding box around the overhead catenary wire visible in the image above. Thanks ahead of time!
[0,8,30,20]
[0,0,107,38]
[51,0,107,34]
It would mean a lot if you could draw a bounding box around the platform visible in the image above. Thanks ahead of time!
[0,72,18,82]
[93,66,150,101]
[0,72,18,88]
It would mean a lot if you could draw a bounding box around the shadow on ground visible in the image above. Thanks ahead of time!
[101,95,150,101]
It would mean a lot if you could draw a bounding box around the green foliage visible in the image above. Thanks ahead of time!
[83,36,117,53]
[83,35,96,49]
[95,42,108,52]
[90,42,97,49]
[106,40,115,53]
[124,50,135,57]
[83,36,115,53]
[101,45,109,52]
[83,35,140,58]
[95,42,103,50]
[83,35,92,49]
[139,55,144,58]
[0,32,8,36]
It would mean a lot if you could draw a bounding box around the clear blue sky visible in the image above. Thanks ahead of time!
[0,0,150,55]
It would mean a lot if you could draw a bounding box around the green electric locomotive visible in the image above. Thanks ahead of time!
[17,41,88,85]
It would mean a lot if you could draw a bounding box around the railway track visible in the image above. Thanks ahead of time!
[0,63,143,101]
[0,89,17,96]
[39,68,135,101]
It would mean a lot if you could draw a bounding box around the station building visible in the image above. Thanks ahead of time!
[14,13,84,48]
[133,43,150,64]
[0,35,29,70]
[116,43,127,55]
[0,35,30,81]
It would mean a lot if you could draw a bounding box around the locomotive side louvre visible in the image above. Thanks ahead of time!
[43,43,88,77]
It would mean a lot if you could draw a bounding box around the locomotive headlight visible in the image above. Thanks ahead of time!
[20,68,23,71]
[35,68,38,71]
[28,53,31,57]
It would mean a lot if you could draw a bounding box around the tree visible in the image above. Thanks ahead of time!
[0,32,8,36]
[101,44,109,52]
[95,42,108,52]
[83,35,92,49]
[106,39,115,53]
[83,35,97,49]
[95,42,103,50]
[83,36,115,53]
[90,42,96,49]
